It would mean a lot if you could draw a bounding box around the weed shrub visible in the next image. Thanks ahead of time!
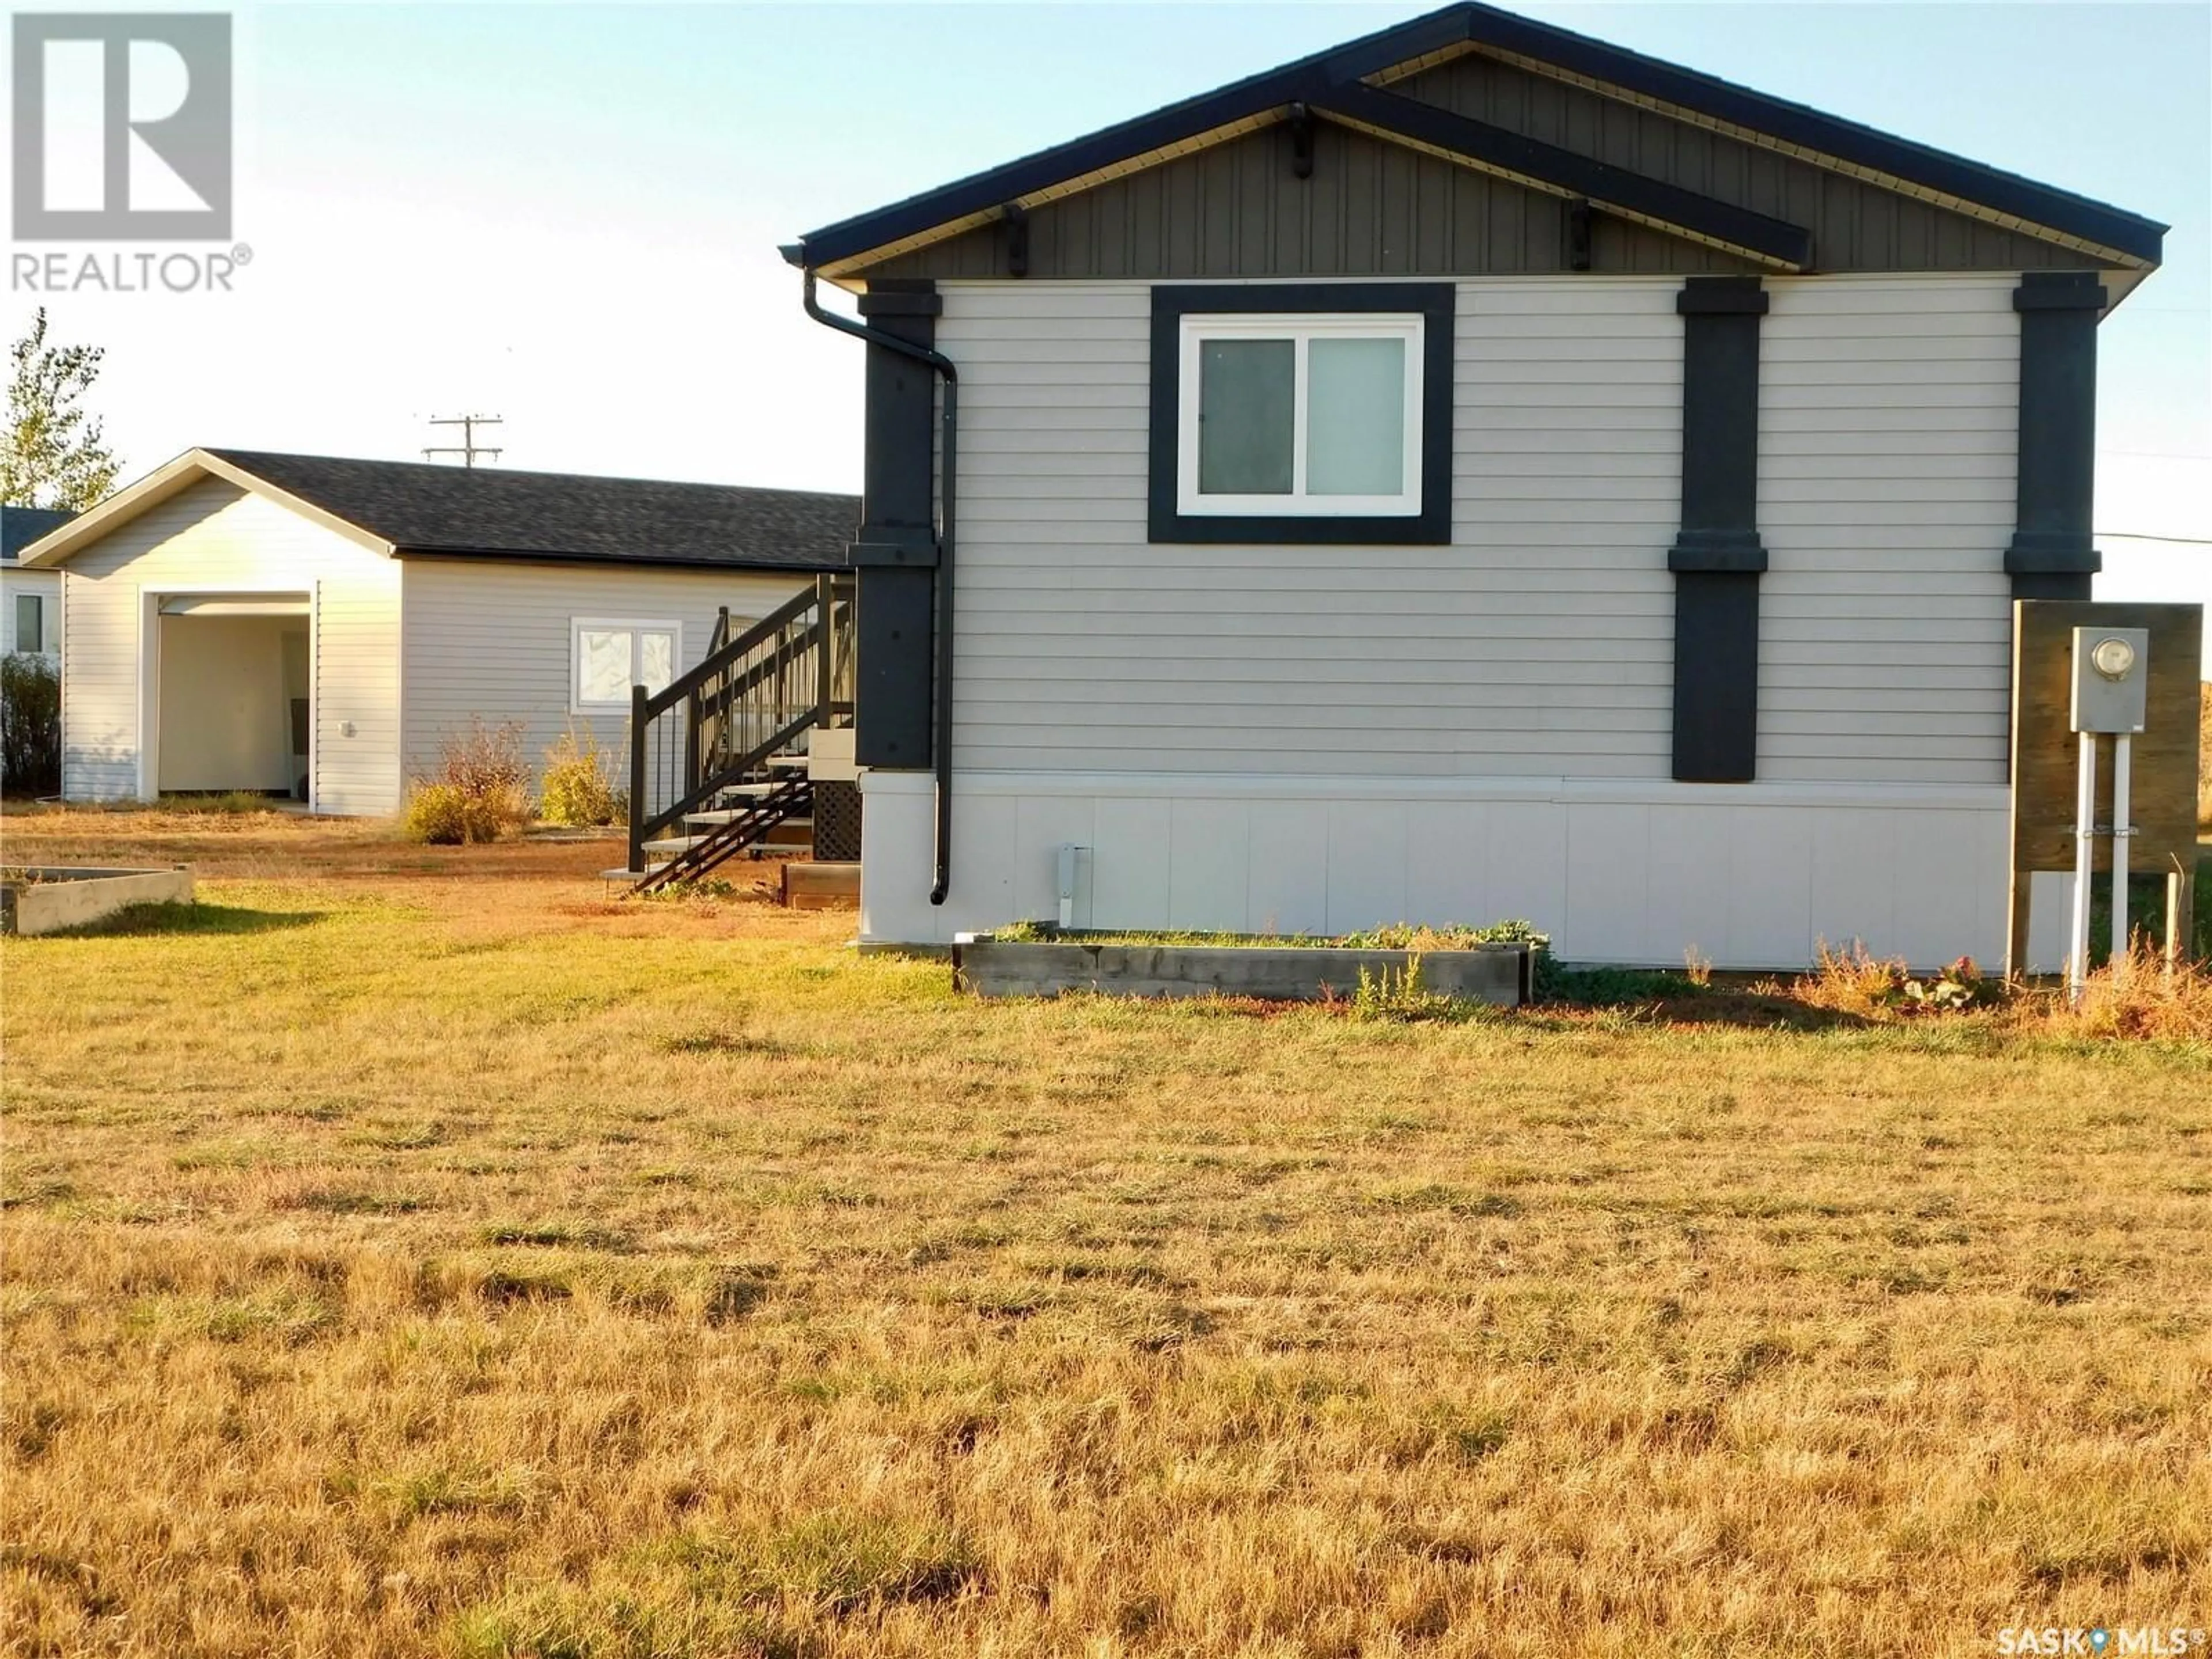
[1,653,60,797]
[1534,960,1703,1007]
[539,728,624,828]
[1338,919,1549,952]
[1790,939,2210,1040]
[1792,943,2005,1019]
[637,877,740,904]
[403,718,532,844]
[402,783,471,845]
[2044,946,2212,1041]
[1348,955,1484,1023]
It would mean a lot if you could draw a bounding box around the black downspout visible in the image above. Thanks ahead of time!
[798,268,960,906]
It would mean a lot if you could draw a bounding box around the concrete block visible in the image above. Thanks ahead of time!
[1,866,195,936]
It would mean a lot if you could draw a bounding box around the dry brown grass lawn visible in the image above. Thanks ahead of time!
[2,807,2209,1659]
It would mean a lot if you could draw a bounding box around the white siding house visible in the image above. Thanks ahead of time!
[784,2,2164,968]
[52,478,399,812]
[855,274,2016,967]
[19,450,855,816]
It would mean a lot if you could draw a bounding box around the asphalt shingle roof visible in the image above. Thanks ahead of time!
[1,506,75,562]
[204,450,858,573]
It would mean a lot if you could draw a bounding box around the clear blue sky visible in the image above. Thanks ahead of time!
[17,2,2209,634]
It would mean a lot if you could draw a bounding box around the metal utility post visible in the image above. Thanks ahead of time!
[2065,626,2150,1001]
[2109,732,2132,981]
[2068,731,2096,1002]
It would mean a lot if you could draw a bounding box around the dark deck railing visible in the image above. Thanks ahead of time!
[627,573,854,876]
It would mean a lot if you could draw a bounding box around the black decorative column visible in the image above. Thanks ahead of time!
[2006,271,2105,602]
[848,279,942,768]
[1669,275,1768,784]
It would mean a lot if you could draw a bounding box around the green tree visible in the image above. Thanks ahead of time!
[2,308,121,511]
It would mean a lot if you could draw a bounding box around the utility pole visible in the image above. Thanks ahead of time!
[422,414,504,467]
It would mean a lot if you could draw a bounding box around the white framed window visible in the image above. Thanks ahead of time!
[571,618,680,711]
[14,592,47,655]
[1176,312,1424,518]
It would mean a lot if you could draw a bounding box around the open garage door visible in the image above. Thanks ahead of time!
[154,594,312,801]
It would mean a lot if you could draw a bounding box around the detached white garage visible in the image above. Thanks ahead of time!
[17,449,857,815]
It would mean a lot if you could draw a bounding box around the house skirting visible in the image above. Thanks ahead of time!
[858,769,2015,972]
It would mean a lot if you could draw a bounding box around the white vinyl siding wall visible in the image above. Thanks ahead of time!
[1759,275,2016,783]
[398,559,815,786]
[940,273,2017,783]
[58,478,401,813]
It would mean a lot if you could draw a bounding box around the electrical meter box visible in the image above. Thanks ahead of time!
[2069,626,2150,733]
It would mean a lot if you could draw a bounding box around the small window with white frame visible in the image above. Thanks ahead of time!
[1179,313,1423,517]
[1147,283,1452,546]
[572,618,680,711]
[15,592,47,655]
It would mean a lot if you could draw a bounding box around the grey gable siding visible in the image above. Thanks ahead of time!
[857,52,2090,283]
[859,119,1752,282]
[1390,52,2082,273]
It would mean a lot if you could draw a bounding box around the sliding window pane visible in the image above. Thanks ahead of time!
[1306,336,1406,495]
[579,630,630,703]
[1198,338,1294,495]
[639,630,676,696]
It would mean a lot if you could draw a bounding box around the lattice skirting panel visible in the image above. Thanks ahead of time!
[812,781,862,862]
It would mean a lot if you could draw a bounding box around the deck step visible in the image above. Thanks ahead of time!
[672,823,814,836]
[642,822,812,855]
[686,809,815,827]
[600,868,649,882]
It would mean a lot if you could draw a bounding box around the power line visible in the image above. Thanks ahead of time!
[2095,531,2212,546]
[423,414,503,467]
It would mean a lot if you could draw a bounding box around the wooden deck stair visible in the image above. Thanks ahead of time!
[605,575,855,893]
[603,766,816,887]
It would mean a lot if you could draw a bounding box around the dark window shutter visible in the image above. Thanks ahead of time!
[1669,276,1768,784]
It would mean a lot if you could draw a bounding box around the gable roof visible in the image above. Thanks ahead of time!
[19,449,859,573]
[786,1,2164,280]
[1,506,74,563]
